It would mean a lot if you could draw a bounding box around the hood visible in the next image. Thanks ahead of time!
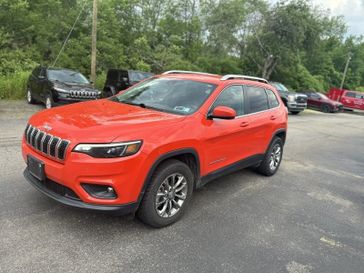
[52,81,100,92]
[28,99,186,143]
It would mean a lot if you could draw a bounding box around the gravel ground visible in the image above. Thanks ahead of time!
[0,100,363,273]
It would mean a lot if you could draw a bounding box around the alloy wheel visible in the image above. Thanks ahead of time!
[45,97,52,109]
[269,144,281,171]
[27,90,32,103]
[155,173,188,218]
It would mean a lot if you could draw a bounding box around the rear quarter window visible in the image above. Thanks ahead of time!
[266,89,279,108]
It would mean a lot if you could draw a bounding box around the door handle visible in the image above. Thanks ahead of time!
[270,115,277,120]
[240,122,249,127]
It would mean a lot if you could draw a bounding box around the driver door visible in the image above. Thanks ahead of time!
[202,85,254,174]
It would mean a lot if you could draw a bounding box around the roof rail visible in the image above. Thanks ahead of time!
[221,74,268,84]
[162,70,217,76]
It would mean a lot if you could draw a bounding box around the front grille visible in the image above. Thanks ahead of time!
[69,90,99,99]
[40,178,80,200]
[296,95,307,103]
[25,124,70,161]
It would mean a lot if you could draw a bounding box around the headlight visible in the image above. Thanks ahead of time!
[73,141,142,158]
[53,87,69,93]
[288,94,296,102]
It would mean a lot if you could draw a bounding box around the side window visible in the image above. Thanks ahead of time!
[345,92,356,98]
[245,86,269,113]
[266,89,279,108]
[211,85,244,116]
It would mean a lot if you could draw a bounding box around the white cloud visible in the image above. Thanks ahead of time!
[269,0,364,36]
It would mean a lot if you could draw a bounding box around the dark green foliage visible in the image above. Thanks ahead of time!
[1,0,364,99]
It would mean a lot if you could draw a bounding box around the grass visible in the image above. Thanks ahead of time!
[0,71,29,100]
[0,71,107,100]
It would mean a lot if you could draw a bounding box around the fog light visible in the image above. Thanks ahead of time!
[81,183,117,199]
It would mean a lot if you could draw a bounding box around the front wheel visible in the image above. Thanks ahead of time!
[290,111,301,115]
[137,159,194,228]
[256,137,283,176]
[45,94,54,109]
[321,104,331,113]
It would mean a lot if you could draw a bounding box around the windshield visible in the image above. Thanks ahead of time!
[110,77,217,115]
[318,93,329,99]
[47,70,90,84]
[271,82,289,93]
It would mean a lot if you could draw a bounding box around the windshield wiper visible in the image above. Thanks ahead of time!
[121,100,147,108]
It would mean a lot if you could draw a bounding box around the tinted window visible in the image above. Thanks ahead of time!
[346,92,356,98]
[266,89,279,108]
[111,78,216,115]
[211,86,244,116]
[246,86,269,113]
[107,70,120,81]
[129,71,153,83]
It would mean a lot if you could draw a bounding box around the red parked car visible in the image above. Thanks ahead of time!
[22,70,287,227]
[302,91,343,113]
[327,88,364,111]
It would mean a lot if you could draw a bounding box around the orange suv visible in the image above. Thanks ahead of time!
[22,71,287,227]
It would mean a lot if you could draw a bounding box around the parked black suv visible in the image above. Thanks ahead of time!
[270,82,307,115]
[103,69,154,97]
[27,67,101,109]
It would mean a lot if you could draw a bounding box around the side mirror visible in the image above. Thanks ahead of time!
[208,106,236,120]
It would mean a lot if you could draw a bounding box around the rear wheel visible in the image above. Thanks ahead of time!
[137,159,194,228]
[26,88,36,104]
[321,104,331,113]
[256,137,283,176]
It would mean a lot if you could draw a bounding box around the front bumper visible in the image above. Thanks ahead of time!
[53,97,100,106]
[24,168,138,215]
[287,102,307,112]
[22,139,150,208]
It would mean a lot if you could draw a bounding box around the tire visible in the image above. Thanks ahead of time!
[137,159,194,228]
[321,104,331,113]
[26,87,36,104]
[256,137,283,176]
[290,111,300,115]
[45,94,54,109]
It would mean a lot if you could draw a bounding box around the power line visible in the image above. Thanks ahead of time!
[51,1,88,67]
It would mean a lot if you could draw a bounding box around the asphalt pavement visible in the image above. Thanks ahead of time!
[0,100,363,273]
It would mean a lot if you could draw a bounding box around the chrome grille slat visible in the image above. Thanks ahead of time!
[24,124,70,161]
[69,90,98,99]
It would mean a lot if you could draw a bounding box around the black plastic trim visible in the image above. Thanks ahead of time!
[137,148,200,204]
[24,168,137,215]
[198,154,264,187]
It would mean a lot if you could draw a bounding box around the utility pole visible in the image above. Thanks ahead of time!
[340,53,352,90]
[91,0,97,84]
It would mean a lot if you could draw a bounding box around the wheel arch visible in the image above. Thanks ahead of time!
[137,148,200,205]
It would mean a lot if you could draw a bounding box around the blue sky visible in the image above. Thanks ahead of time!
[269,0,364,37]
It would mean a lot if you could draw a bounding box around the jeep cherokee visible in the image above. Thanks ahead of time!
[22,70,288,227]
[27,67,101,109]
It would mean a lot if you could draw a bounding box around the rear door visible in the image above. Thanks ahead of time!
[308,93,321,109]
[29,68,40,100]
[202,85,254,174]
[244,85,274,155]
[37,68,48,101]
